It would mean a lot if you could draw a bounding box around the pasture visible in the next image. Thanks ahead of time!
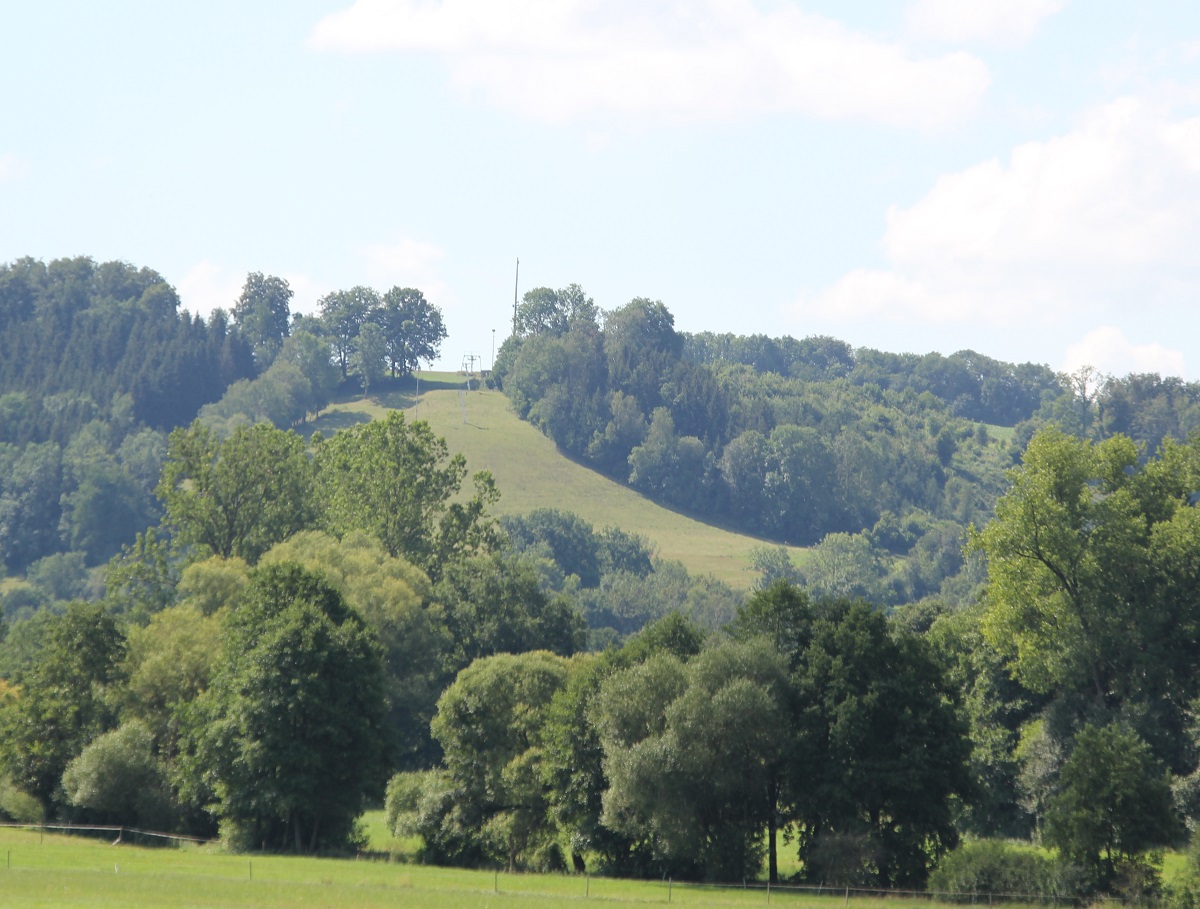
[306,374,805,587]
[0,826,1021,909]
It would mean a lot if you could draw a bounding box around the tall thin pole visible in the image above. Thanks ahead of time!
[491,329,496,370]
[512,257,519,335]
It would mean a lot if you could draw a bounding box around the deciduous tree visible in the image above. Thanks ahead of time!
[318,286,378,380]
[259,531,442,768]
[378,287,447,376]
[972,428,1200,768]
[313,412,498,579]
[791,599,972,888]
[157,422,314,564]
[426,650,570,870]
[1044,723,1181,892]
[593,640,789,882]
[0,602,126,810]
[350,321,386,397]
[181,563,388,853]
[232,272,292,367]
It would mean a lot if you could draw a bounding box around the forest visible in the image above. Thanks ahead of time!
[4,258,1200,901]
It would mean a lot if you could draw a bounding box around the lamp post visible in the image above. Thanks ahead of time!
[491,329,496,371]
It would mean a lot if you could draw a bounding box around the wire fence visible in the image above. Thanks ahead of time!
[687,878,1165,908]
[0,821,213,847]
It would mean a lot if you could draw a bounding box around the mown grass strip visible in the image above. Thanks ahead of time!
[309,375,803,587]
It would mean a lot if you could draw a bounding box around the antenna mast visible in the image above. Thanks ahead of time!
[512,257,519,335]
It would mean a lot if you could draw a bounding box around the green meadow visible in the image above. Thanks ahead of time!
[1,824,1178,909]
[0,826,1000,909]
[305,374,805,587]
[982,423,1016,444]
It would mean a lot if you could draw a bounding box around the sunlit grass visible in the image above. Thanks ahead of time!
[359,809,417,858]
[982,423,1015,443]
[1163,849,1190,884]
[0,826,1049,909]
[306,373,804,587]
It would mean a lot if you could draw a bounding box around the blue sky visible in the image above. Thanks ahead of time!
[3,1,1200,379]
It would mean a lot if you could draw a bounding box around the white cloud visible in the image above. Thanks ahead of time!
[1062,326,1187,379]
[363,237,445,280]
[905,0,1067,47]
[175,261,245,319]
[813,268,970,322]
[884,98,1200,271]
[281,272,329,318]
[176,262,326,320]
[309,0,990,127]
[361,237,456,310]
[802,98,1200,336]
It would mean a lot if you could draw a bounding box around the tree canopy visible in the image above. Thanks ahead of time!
[181,563,389,853]
[313,412,498,579]
[973,428,1200,770]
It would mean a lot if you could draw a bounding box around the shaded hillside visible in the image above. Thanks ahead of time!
[493,293,1024,550]
[0,257,256,574]
[0,257,254,439]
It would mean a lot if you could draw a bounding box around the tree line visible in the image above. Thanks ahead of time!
[389,589,970,887]
[493,284,1200,611]
[0,412,738,851]
[0,257,449,580]
[197,275,446,433]
[0,257,259,575]
[0,413,1197,901]
[386,427,1200,897]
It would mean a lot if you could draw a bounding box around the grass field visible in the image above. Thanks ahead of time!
[0,826,1043,909]
[983,424,1016,444]
[305,374,805,588]
[359,810,417,859]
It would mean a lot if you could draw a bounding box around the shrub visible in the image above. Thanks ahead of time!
[929,840,1067,901]
[60,720,176,829]
[0,777,42,824]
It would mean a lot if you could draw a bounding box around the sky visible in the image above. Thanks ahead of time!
[3,1,1200,379]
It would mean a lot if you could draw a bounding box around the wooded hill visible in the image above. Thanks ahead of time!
[493,285,1200,607]
[0,257,255,575]
[5,258,1200,899]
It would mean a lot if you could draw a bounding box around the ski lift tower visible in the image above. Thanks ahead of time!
[458,353,482,423]
[460,353,482,389]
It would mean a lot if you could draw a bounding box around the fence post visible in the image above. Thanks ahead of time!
[669,876,673,903]
[845,886,850,906]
